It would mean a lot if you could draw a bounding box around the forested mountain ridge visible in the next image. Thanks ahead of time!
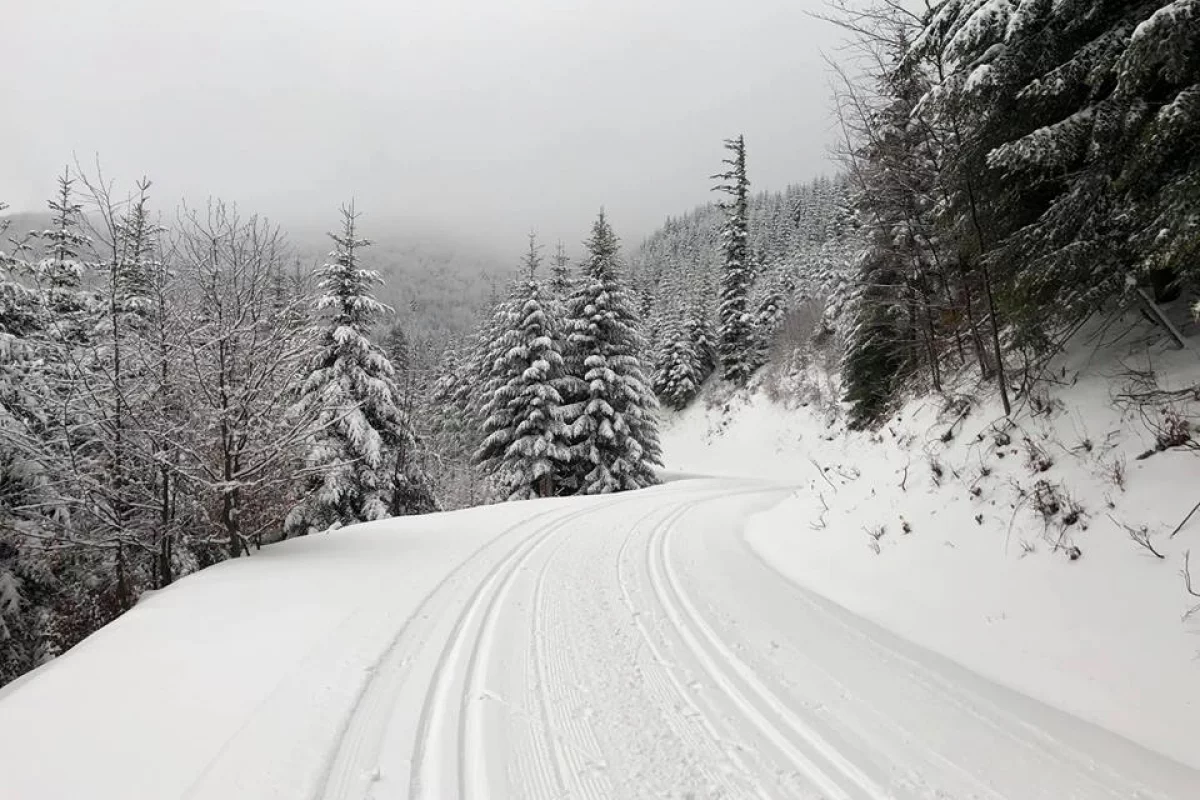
[630,175,859,412]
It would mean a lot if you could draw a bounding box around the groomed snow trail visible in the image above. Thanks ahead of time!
[2,478,1198,799]
[324,478,1198,800]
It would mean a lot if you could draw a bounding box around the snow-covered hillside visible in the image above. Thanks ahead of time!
[661,321,1200,771]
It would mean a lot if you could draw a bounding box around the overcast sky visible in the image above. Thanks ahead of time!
[3,0,842,248]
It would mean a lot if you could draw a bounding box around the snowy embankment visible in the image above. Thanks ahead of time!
[661,331,1200,771]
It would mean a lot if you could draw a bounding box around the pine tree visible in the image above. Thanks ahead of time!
[474,234,572,499]
[686,273,718,382]
[36,169,92,322]
[749,264,790,370]
[549,241,573,296]
[842,247,909,428]
[913,0,1200,357]
[383,322,410,374]
[0,202,59,682]
[651,309,703,411]
[286,204,435,535]
[712,135,754,385]
[833,5,948,425]
[560,211,661,494]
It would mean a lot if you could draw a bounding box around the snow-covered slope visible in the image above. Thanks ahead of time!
[661,326,1200,772]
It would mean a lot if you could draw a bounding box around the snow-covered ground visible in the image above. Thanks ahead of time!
[2,474,1198,798]
[662,325,1200,774]
[3,324,1200,798]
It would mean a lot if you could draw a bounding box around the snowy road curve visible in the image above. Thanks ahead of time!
[2,478,1198,798]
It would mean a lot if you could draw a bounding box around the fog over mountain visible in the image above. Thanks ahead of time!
[2,0,840,247]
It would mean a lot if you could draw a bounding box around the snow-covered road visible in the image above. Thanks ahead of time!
[1,478,1197,798]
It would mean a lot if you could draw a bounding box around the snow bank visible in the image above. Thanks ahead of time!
[0,497,586,800]
[660,327,1200,770]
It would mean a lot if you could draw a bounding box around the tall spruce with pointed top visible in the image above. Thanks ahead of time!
[713,135,754,385]
[474,234,572,499]
[286,204,434,534]
[560,211,661,494]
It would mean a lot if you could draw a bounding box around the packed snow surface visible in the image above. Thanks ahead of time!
[660,330,1200,779]
[2,478,1197,798]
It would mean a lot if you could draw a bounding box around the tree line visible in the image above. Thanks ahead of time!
[433,211,662,502]
[834,0,1199,427]
[0,173,433,684]
[627,1,1197,433]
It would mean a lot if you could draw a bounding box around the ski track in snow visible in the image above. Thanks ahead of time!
[6,477,1200,800]
[314,503,568,800]
[648,500,881,800]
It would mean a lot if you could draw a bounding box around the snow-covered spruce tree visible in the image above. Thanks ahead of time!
[474,235,572,499]
[651,309,703,411]
[34,169,93,341]
[286,204,435,535]
[912,0,1200,355]
[383,322,410,375]
[712,135,754,385]
[649,265,708,410]
[685,272,718,383]
[841,247,909,429]
[748,263,790,372]
[0,177,168,671]
[831,3,949,425]
[549,240,573,297]
[560,211,661,494]
[0,203,61,683]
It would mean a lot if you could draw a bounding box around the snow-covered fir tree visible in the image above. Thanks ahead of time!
[0,203,59,682]
[683,306,717,384]
[834,5,948,426]
[748,263,790,371]
[383,322,410,375]
[474,234,572,499]
[34,169,93,337]
[651,309,704,411]
[560,210,661,493]
[549,240,573,296]
[286,204,436,535]
[712,135,755,385]
[912,0,1200,351]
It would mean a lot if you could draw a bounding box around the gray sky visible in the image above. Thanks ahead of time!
[3,0,840,248]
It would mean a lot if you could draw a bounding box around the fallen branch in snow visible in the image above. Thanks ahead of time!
[809,492,829,531]
[1135,287,1189,351]
[1182,551,1200,621]
[1169,498,1200,539]
[809,457,838,493]
[864,524,885,554]
[1110,516,1166,560]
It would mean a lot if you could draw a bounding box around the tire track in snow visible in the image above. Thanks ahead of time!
[646,492,889,800]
